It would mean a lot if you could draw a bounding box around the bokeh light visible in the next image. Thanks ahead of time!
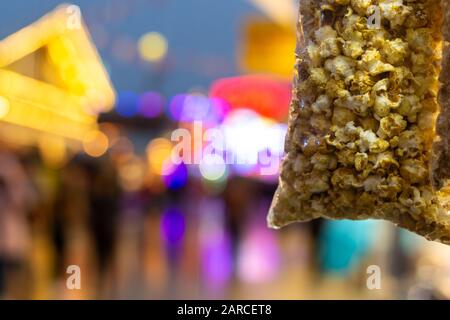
[118,156,146,192]
[208,97,231,123]
[146,138,174,175]
[220,109,286,177]
[237,225,280,284]
[116,91,139,117]
[199,204,233,289]
[82,130,109,157]
[199,154,227,181]
[110,136,135,164]
[163,162,188,190]
[210,75,291,122]
[168,94,187,121]
[138,91,165,118]
[138,32,168,63]
[161,208,185,246]
[168,94,229,125]
[180,93,211,122]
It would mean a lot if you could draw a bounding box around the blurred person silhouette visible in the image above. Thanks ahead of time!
[84,157,121,298]
[0,150,35,298]
[52,159,90,297]
[51,156,120,298]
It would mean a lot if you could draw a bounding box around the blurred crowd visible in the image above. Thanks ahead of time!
[0,144,449,300]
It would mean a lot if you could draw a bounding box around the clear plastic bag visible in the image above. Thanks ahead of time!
[268,0,450,244]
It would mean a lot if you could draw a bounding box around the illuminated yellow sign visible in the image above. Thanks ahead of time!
[0,4,115,150]
[239,17,296,78]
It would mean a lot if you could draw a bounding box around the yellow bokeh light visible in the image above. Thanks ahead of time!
[138,32,168,62]
[118,156,146,192]
[0,96,10,119]
[146,138,173,175]
[82,130,109,157]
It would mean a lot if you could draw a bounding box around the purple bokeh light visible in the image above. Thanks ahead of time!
[163,162,188,190]
[161,207,185,246]
[138,91,165,118]
[168,94,187,121]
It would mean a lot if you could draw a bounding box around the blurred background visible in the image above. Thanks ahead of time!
[0,0,449,300]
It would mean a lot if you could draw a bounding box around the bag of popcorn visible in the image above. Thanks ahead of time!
[268,0,450,244]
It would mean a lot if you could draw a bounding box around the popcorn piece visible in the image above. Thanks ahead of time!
[359,129,389,153]
[363,175,382,192]
[315,26,338,42]
[354,152,368,171]
[377,113,407,138]
[331,106,356,126]
[359,49,395,76]
[382,38,409,65]
[335,92,373,116]
[326,78,350,98]
[325,56,356,78]
[309,67,329,88]
[406,28,434,54]
[307,43,322,67]
[372,78,390,94]
[379,0,413,28]
[373,151,400,172]
[397,129,423,158]
[389,67,413,91]
[377,175,404,199]
[350,71,374,94]
[364,29,390,49]
[311,94,333,116]
[351,0,372,15]
[337,148,356,166]
[320,38,341,58]
[400,159,428,183]
[331,168,361,188]
[374,94,401,118]
[397,95,422,122]
[342,13,367,34]
[343,40,364,59]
